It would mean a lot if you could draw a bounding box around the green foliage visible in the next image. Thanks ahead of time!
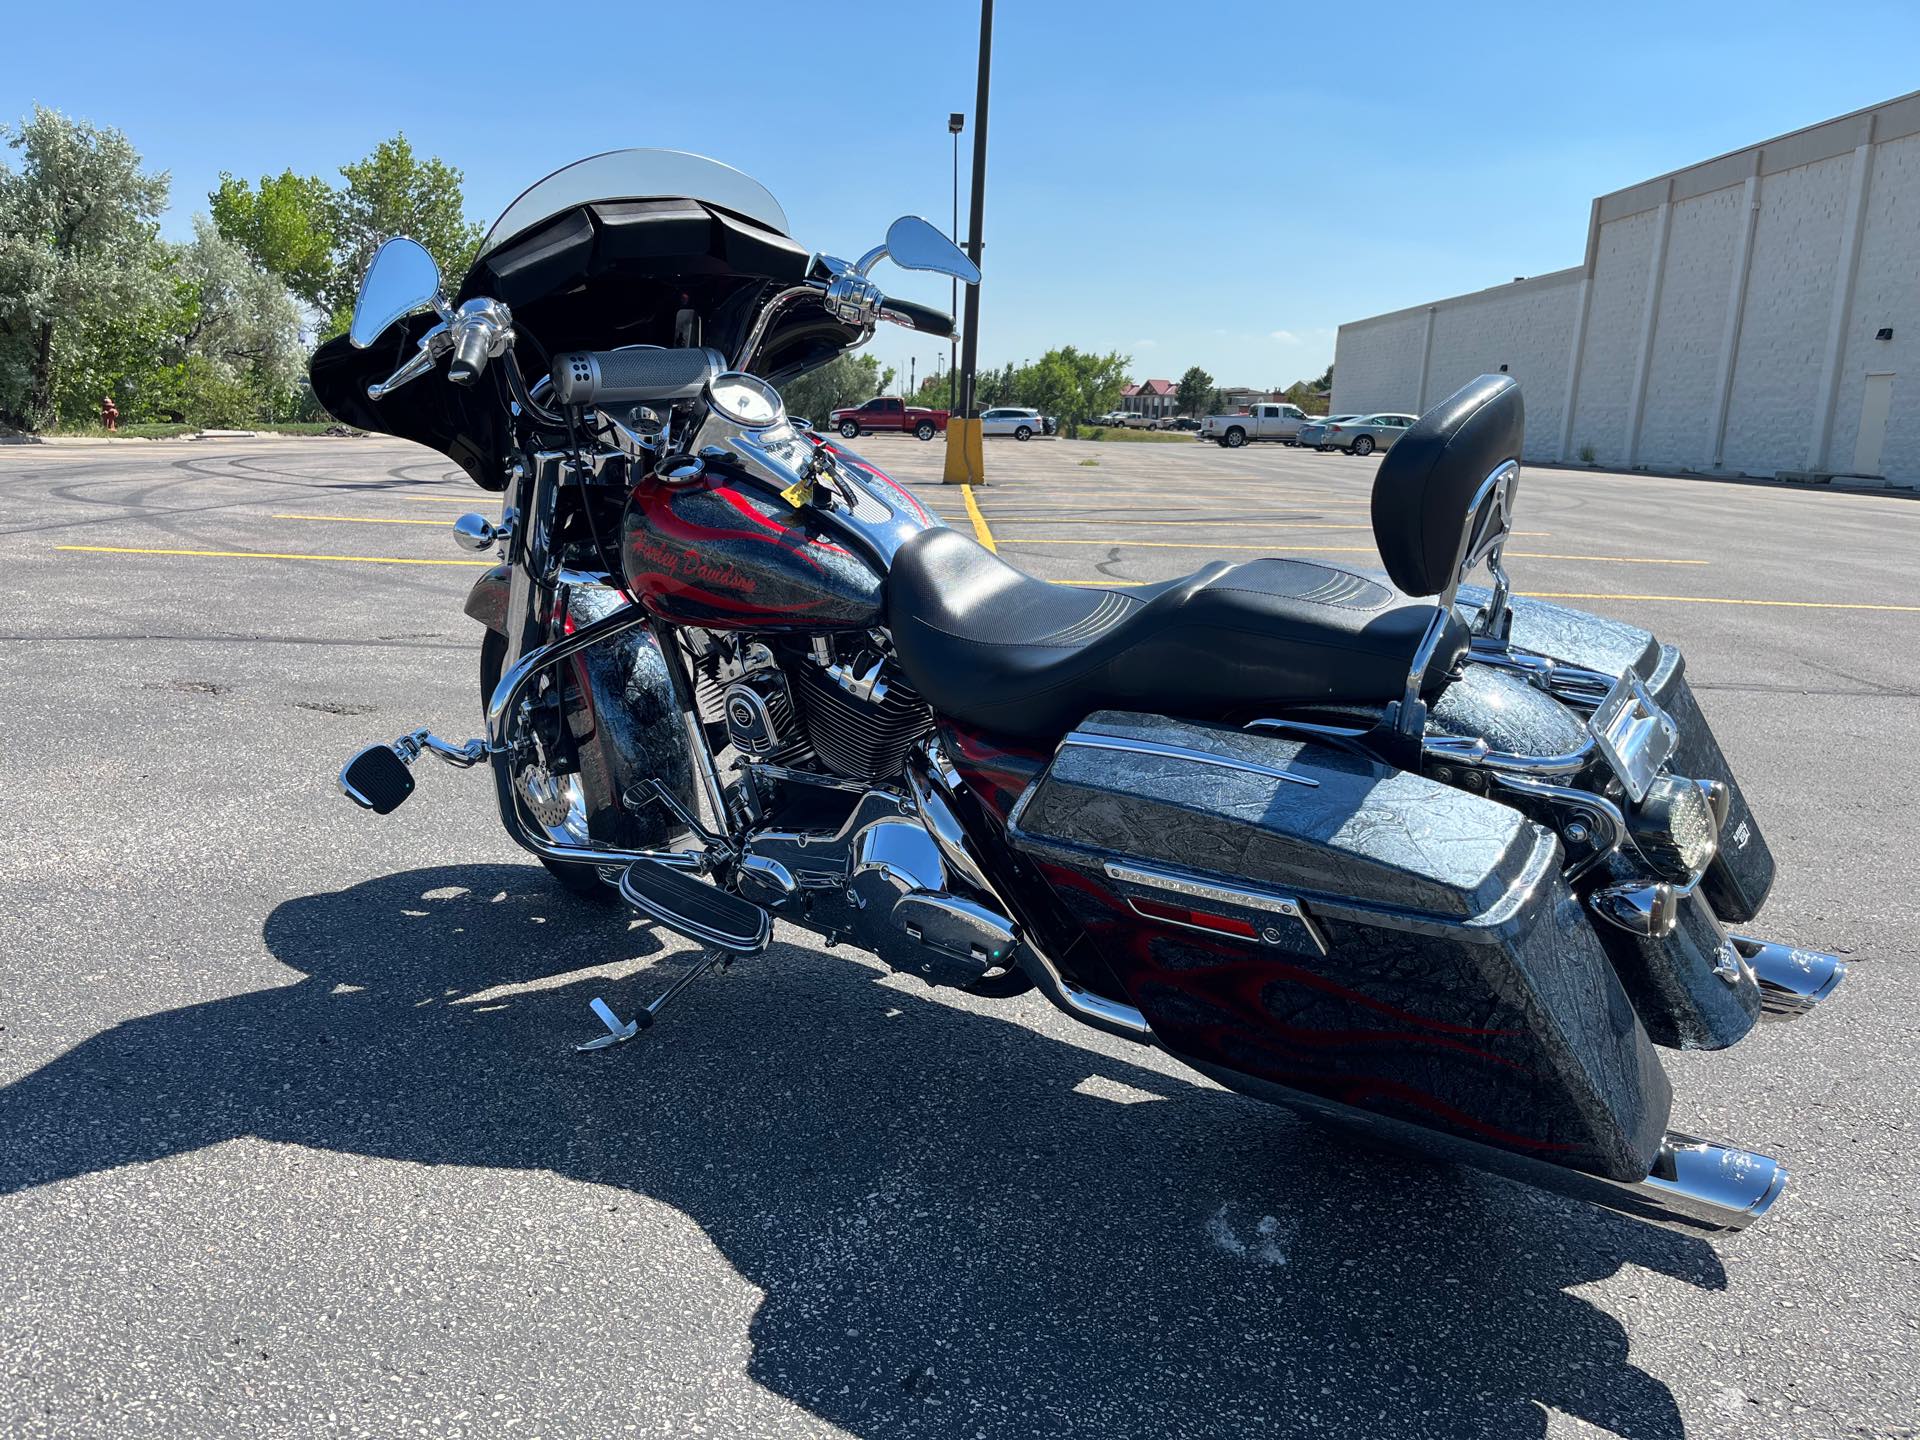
[1578,442,1597,464]
[212,133,483,320]
[780,352,894,426]
[1175,365,1214,417]
[209,169,334,308]
[0,106,174,428]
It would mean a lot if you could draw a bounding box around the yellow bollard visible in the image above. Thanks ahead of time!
[941,417,985,485]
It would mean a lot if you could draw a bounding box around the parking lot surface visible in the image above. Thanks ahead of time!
[1,432,1916,1438]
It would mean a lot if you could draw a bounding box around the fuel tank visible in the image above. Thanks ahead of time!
[621,444,936,631]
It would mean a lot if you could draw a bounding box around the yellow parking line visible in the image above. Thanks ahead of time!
[1010,539,1705,565]
[1521,591,1920,612]
[962,484,996,552]
[56,545,492,568]
[273,512,460,526]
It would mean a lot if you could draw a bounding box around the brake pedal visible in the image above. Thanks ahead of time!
[618,858,771,954]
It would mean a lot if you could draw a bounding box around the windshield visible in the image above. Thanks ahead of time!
[481,149,790,255]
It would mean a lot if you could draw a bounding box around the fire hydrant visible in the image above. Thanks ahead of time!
[100,396,119,432]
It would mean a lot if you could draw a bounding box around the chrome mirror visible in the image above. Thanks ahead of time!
[882,216,980,284]
[350,237,447,348]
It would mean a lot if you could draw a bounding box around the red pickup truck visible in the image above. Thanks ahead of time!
[829,396,950,441]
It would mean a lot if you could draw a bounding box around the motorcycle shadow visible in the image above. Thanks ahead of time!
[0,863,1725,1439]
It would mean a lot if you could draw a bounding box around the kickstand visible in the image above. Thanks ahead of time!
[574,949,727,1054]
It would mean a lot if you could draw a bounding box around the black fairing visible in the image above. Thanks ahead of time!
[309,198,872,487]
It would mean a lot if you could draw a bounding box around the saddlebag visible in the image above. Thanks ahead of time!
[1459,588,1775,922]
[1006,711,1673,1182]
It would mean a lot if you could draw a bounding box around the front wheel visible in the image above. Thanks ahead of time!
[1224,428,1246,448]
[1014,425,1032,441]
[1351,435,1375,456]
[914,420,937,441]
[479,630,616,901]
[838,420,860,439]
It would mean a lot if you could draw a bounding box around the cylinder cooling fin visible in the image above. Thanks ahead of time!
[792,656,935,780]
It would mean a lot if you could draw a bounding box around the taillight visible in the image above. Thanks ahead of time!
[1329,425,1342,433]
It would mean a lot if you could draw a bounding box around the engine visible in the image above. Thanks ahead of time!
[684,629,935,783]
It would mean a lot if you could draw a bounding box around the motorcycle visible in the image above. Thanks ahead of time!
[312,150,1846,1236]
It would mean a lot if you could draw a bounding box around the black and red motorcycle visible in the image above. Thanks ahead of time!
[313,150,1844,1235]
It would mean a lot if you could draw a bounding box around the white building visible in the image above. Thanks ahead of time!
[1332,91,1920,487]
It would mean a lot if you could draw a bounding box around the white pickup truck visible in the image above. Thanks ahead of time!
[1200,402,1310,448]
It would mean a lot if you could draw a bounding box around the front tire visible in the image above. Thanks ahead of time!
[1014,425,1032,441]
[838,420,860,439]
[479,630,616,902]
[1351,435,1375,456]
[914,420,937,441]
[1224,427,1247,448]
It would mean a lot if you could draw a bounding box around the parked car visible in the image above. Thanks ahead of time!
[1295,414,1359,450]
[1200,401,1309,448]
[829,395,950,441]
[1320,412,1418,455]
[1153,415,1201,432]
[1094,410,1128,426]
[1114,411,1151,429]
[981,407,1052,440]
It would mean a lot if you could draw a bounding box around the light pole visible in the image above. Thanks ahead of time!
[949,110,964,415]
[957,0,991,421]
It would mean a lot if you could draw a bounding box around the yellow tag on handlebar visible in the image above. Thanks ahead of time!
[779,476,816,509]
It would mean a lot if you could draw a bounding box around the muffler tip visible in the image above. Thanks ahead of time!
[1729,934,1848,1020]
[1641,1133,1789,1232]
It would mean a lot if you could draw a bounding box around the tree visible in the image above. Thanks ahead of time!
[0,107,173,428]
[328,136,483,318]
[171,217,305,413]
[211,133,483,326]
[209,169,334,309]
[780,352,893,425]
[1176,365,1214,417]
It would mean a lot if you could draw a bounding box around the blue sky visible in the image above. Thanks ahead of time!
[8,2,1920,392]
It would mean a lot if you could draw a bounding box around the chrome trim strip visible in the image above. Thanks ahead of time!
[1057,732,1320,788]
[1101,860,1329,955]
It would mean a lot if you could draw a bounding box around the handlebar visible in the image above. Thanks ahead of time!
[448,322,494,386]
[879,297,955,338]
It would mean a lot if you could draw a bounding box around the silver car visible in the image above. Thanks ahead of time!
[980,406,1048,440]
[1321,412,1417,456]
[1294,415,1358,450]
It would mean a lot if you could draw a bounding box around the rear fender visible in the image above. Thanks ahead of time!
[1456,586,1775,921]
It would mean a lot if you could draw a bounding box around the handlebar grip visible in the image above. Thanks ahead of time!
[551,348,724,407]
[884,298,955,338]
[448,323,493,386]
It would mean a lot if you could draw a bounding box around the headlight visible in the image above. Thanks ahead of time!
[1628,774,1719,882]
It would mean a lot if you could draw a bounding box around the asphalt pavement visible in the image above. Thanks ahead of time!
[0,432,1915,1438]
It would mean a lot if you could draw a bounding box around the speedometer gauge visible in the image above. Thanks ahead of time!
[707,372,785,429]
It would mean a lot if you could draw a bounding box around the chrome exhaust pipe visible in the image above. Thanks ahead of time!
[1184,1056,1786,1233]
[1728,934,1848,1019]
[1594,1131,1788,1232]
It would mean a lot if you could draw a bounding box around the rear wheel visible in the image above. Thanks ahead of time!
[479,630,616,901]
[838,419,860,439]
[1351,435,1375,456]
[1224,427,1247,448]
[914,420,937,441]
[1015,425,1032,441]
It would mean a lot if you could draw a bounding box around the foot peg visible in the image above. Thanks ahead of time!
[338,729,491,814]
[339,744,416,814]
[1728,934,1847,1019]
[618,858,771,955]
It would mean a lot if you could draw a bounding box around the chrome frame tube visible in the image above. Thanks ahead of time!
[650,621,737,846]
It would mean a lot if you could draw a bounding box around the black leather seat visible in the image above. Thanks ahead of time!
[886,528,1466,741]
